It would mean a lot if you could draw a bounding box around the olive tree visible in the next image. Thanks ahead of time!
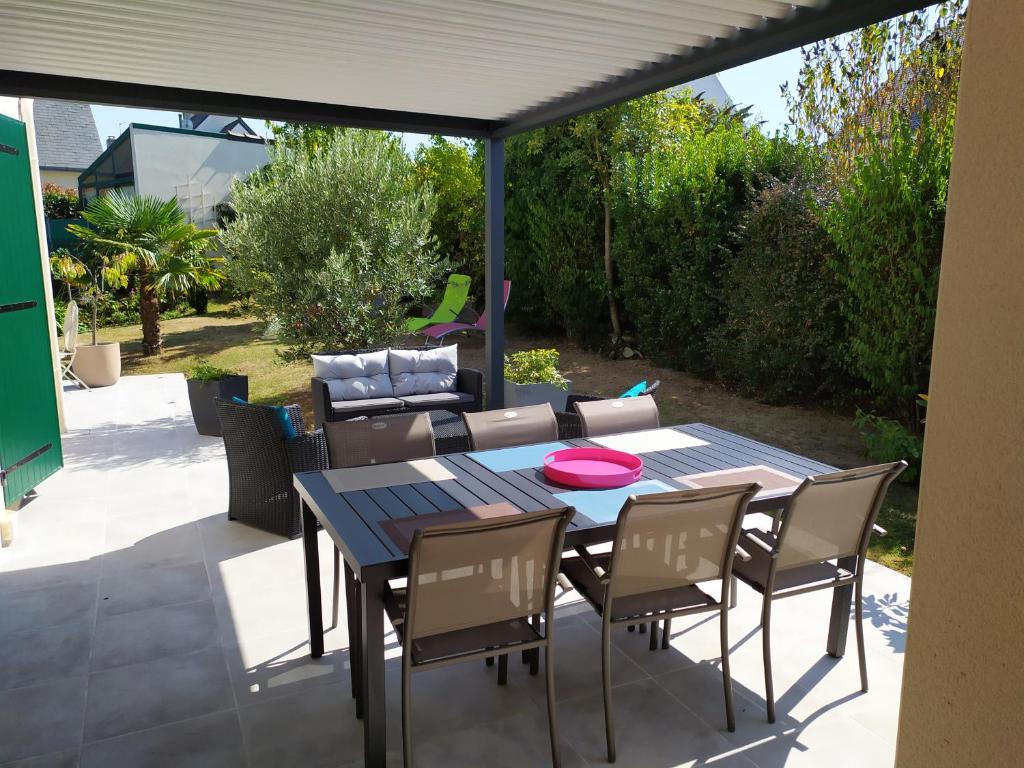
[221,129,440,353]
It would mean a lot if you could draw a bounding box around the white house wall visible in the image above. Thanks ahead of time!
[130,128,268,225]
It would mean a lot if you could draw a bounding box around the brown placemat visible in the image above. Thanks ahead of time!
[379,503,522,554]
[676,465,802,495]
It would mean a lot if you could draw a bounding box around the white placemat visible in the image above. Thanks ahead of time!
[676,465,802,497]
[323,459,456,493]
[589,428,708,454]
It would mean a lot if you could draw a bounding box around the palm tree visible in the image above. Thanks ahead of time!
[68,192,221,355]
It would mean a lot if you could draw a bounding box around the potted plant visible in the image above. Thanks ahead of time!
[49,248,122,387]
[503,348,572,411]
[186,362,249,436]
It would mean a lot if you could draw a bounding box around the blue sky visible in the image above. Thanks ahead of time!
[90,49,802,154]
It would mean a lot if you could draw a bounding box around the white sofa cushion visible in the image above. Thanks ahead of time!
[388,346,458,396]
[312,349,394,401]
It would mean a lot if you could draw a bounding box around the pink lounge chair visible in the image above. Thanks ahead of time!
[420,280,511,343]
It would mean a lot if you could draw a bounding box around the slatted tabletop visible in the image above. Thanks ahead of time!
[294,423,838,581]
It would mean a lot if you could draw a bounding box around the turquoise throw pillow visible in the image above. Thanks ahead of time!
[619,380,647,398]
[230,396,297,438]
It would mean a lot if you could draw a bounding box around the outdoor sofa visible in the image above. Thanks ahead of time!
[311,345,483,425]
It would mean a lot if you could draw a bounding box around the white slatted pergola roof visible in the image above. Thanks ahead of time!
[0,0,933,137]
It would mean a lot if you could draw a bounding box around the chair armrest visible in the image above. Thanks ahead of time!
[872,524,887,537]
[743,530,779,558]
[311,377,333,426]
[734,546,752,563]
[285,429,329,473]
[574,546,610,583]
[457,367,484,410]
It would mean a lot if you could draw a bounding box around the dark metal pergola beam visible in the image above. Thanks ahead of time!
[0,70,496,139]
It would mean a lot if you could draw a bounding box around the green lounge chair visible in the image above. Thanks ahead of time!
[405,274,472,332]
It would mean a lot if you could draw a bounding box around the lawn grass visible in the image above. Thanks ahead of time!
[99,301,917,575]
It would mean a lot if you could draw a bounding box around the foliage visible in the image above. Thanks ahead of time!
[783,1,965,180]
[613,113,807,374]
[412,137,484,301]
[221,129,439,354]
[65,191,221,353]
[187,361,239,383]
[854,409,923,483]
[42,183,81,218]
[822,110,953,419]
[504,348,568,389]
[710,176,845,403]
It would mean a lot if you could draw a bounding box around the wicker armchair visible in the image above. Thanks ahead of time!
[215,398,328,539]
[555,380,661,440]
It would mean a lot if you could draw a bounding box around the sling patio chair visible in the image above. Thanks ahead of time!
[420,279,511,344]
[560,484,759,762]
[383,506,575,768]
[462,401,559,451]
[556,383,661,439]
[404,273,472,333]
[732,461,907,723]
[321,413,436,717]
[573,394,660,438]
[59,300,89,390]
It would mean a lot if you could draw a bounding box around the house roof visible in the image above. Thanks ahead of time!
[32,99,101,171]
[1,1,934,139]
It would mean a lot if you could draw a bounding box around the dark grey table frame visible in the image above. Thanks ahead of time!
[294,423,844,768]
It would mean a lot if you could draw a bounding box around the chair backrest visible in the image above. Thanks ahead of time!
[405,506,574,640]
[473,280,512,328]
[775,461,907,569]
[436,274,472,322]
[606,484,759,602]
[462,402,558,451]
[323,413,435,468]
[574,394,659,438]
[63,300,79,353]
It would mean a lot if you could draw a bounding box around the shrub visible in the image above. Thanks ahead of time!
[613,123,804,374]
[220,130,440,354]
[41,183,80,218]
[822,112,953,420]
[710,177,846,403]
[854,409,923,483]
[504,349,568,389]
[187,362,239,383]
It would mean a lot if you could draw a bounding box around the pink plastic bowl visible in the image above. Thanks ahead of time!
[543,447,643,489]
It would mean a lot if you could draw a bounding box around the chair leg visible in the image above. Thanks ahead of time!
[344,565,363,718]
[729,575,738,608]
[601,620,616,763]
[531,616,541,675]
[648,621,658,651]
[485,656,495,667]
[662,617,671,650]
[332,547,340,630]
[720,604,736,732]
[498,654,508,685]
[762,596,776,723]
[544,644,562,768]
[627,625,635,632]
[638,623,646,634]
[855,578,868,692]
[402,661,413,768]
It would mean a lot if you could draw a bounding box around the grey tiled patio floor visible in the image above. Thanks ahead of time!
[0,374,910,767]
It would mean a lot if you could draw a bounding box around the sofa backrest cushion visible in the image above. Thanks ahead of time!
[312,349,395,401]
[388,346,458,396]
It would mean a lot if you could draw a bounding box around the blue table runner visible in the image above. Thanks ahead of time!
[467,441,569,473]
[554,479,676,524]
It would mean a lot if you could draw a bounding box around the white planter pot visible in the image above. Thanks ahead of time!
[72,342,121,387]
[503,379,572,412]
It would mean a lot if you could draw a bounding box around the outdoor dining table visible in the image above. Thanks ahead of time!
[293,423,843,768]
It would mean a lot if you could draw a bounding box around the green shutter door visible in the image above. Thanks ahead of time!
[0,114,63,506]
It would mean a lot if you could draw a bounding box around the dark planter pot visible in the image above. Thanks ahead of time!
[187,375,248,436]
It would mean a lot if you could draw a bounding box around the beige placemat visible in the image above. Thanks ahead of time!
[323,458,456,493]
[379,503,521,554]
[590,428,708,453]
[676,465,803,496]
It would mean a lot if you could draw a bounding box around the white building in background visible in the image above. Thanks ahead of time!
[682,75,731,107]
[78,120,269,227]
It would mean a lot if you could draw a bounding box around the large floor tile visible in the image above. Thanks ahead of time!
[239,681,365,768]
[100,516,203,573]
[83,647,233,742]
[0,749,80,768]
[0,677,88,764]
[545,614,649,703]
[0,622,93,691]
[0,582,97,636]
[91,599,220,671]
[80,709,246,768]
[97,562,210,617]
